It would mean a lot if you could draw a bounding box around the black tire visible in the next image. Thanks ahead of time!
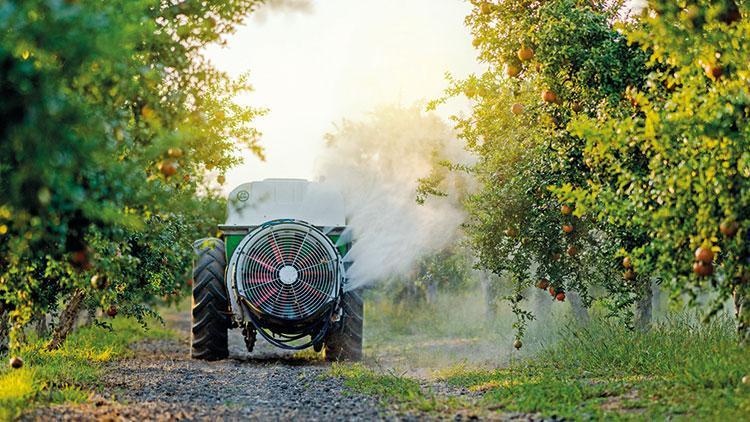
[325,289,363,361]
[191,239,229,361]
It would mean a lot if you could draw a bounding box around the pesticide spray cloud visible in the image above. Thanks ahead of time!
[315,105,472,289]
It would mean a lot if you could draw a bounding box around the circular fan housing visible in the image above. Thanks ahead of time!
[229,220,341,327]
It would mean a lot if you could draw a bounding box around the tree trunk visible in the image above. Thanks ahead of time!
[46,289,85,351]
[426,277,438,304]
[34,314,49,338]
[478,271,497,319]
[567,291,590,325]
[734,285,750,345]
[634,280,653,331]
[651,281,661,320]
[0,308,8,353]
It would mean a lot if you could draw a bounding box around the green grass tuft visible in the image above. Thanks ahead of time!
[331,363,424,401]
[329,362,470,414]
[0,317,175,421]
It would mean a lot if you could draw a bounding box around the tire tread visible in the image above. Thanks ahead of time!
[191,239,229,361]
[325,288,363,362]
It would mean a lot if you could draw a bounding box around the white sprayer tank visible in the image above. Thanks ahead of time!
[223,178,346,229]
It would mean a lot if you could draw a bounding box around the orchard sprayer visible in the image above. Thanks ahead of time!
[190,179,362,361]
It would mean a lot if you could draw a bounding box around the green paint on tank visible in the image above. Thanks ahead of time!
[225,234,243,261]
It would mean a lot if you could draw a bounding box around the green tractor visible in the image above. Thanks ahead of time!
[191,178,362,361]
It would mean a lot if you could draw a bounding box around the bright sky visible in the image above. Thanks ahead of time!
[204,0,482,188]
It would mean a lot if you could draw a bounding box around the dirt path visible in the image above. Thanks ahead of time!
[26,311,389,421]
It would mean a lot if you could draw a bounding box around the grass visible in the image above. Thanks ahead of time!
[329,362,468,413]
[436,314,750,419]
[334,290,750,420]
[0,316,175,421]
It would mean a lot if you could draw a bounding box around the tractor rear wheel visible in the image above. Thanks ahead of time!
[325,289,363,361]
[191,239,229,361]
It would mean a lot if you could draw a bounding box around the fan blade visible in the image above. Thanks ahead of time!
[249,253,277,272]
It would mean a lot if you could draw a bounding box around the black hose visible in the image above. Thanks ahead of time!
[241,297,335,351]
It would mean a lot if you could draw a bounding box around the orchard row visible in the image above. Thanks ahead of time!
[428,0,750,342]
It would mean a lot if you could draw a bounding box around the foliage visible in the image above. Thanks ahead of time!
[0,0,264,347]
[429,0,649,336]
[383,248,475,305]
[559,0,750,341]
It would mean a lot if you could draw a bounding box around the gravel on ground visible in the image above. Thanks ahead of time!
[25,310,388,421]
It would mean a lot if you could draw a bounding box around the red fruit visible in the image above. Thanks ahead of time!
[693,261,714,277]
[567,246,578,257]
[506,64,521,78]
[537,278,550,290]
[106,306,118,317]
[549,287,556,296]
[561,204,573,215]
[720,220,739,237]
[695,246,714,264]
[562,224,574,234]
[9,356,23,369]
[622,256,632,269]
[624,269,636,281]
[518,46,534,62]
[542,90,558,103]
[552,253,562,261]
[187,279,193,287]
[167,147,183,158]
[555,292,566,302]
[70,249,92,271]
[704,64,723,79]
[159,160,178,177]
[511,103,525,115]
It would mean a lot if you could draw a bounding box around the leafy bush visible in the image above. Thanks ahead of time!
[0,0,264,348]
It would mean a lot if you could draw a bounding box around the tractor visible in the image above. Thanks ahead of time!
[190,178,362,361]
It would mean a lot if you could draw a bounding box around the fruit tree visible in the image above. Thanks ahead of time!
[0,0,265,349]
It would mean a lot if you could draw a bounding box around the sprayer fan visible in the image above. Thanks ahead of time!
[231,220,341,323]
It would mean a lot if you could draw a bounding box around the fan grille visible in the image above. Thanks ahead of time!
[231,221,340,322]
